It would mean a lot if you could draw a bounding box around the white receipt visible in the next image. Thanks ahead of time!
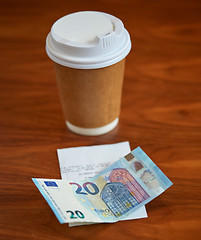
[57,142,147,226]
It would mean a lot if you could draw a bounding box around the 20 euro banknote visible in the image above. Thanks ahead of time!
[32,147,172,223]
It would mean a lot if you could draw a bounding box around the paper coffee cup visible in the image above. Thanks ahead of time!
[46,11,131,136]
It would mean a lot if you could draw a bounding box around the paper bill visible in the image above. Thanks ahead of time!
[33,147,172,224]
[57,142,148,226]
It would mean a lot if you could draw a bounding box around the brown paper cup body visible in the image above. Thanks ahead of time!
[54,59,125,129]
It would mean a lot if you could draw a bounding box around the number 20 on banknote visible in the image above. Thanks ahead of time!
[69,182,99,195]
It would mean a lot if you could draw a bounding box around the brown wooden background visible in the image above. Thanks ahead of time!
[1,0,201,239]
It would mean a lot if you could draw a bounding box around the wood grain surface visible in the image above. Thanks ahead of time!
[1,0,201,239]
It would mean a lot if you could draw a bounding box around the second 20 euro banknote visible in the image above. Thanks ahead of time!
[32,147,173,223]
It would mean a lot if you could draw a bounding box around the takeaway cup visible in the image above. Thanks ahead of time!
[46,11,131,135]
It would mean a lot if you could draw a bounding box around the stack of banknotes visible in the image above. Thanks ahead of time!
[32,146,172,225]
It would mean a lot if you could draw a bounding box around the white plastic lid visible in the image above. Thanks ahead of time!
[46,11,131,69]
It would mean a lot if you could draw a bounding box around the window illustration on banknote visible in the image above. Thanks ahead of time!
[101,182,139,217]
[99,168,150,218]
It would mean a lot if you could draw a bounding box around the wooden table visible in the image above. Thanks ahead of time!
[1,0,201,239]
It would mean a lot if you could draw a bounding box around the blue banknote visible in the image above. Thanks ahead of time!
[33,147,172,223]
